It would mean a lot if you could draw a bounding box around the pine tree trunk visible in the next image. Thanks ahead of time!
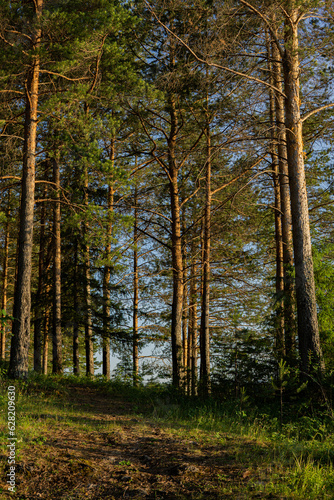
[43,295,50,375]
[34,186,46,372]
[84,246,94,376]
[170,177,184,389]
[72,236,80,375]
[266,34,285,359]
[199,219,204,384]
[84,168,94,376]
[199,125,211,397]
[1,196,10,360]
[188,250,198,396]
[102,143,114,379]
[102,264,111,378]
[271,32,296,364]
[9,0,43,379]
[282,5,324,375]
[133,185,139,386]
[169,104,184,389]
[272,156,285,358]
[182,271,188,392]
[52,158,62,373]
[187,307,191,395]
[73,237,80,374]
[102,270,111,377]
[181,215,188,392]
[43,331,49,375]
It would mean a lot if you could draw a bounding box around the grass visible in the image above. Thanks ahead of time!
[0,374,334,498]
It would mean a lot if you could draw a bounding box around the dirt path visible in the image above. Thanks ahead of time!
[1,385,276,499]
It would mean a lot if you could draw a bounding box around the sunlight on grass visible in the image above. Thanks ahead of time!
[1,375,334,498]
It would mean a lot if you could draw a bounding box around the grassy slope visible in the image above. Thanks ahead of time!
[1,375,334,499]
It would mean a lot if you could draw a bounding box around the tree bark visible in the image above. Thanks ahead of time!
[52,158,62,374]
[282,5,324,375]
[199,125,211,397]
[102,143,114,379]
[1,194,10,360]
[102,241,111,378]
[84,168,94,376]
[266,33,285,359]
[188,248,198,396]
[133,185,139,386]
[271,30,296,364]
[84,246,94,376]
[186,300,191,395]
[271,149,285,358]
[34,184,46,372]
[73,237,80,374]
[181,215,188,392]
[43,293,51,375]
[168,94,184,389]
[182,268,188,392]
[9,0,43,379]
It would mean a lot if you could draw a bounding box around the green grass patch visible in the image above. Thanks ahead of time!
[0,374,334,498]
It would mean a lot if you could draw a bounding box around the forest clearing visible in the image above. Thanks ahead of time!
[1,375,334,499]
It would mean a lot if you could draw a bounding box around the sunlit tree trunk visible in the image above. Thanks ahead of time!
[168,94,184,389]
[199,125,211,397]
[266,32,285,359]
[271,28,296,364]
[9,0,43,379]
[282,4,324,375]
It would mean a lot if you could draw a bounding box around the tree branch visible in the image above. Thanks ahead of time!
[87,33,108,95]
[39,70,89,82]
[144,0,286,98]
[302,103,334,123]
[239,0,284,59]
[211,156,267,195]
[136,225,172,250]
[0,176,22,181]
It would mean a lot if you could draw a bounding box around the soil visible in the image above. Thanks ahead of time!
[0,384,278,499]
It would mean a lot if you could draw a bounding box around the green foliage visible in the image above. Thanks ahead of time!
[212,328,276,395]
[313,243,334,369]
[0,360,9,380]
[1,0,334,393]
[0,309,12,325]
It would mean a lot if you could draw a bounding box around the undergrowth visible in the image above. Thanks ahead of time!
[1,372,334,498]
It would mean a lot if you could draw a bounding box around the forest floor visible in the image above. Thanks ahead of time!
[0,377,334,499]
